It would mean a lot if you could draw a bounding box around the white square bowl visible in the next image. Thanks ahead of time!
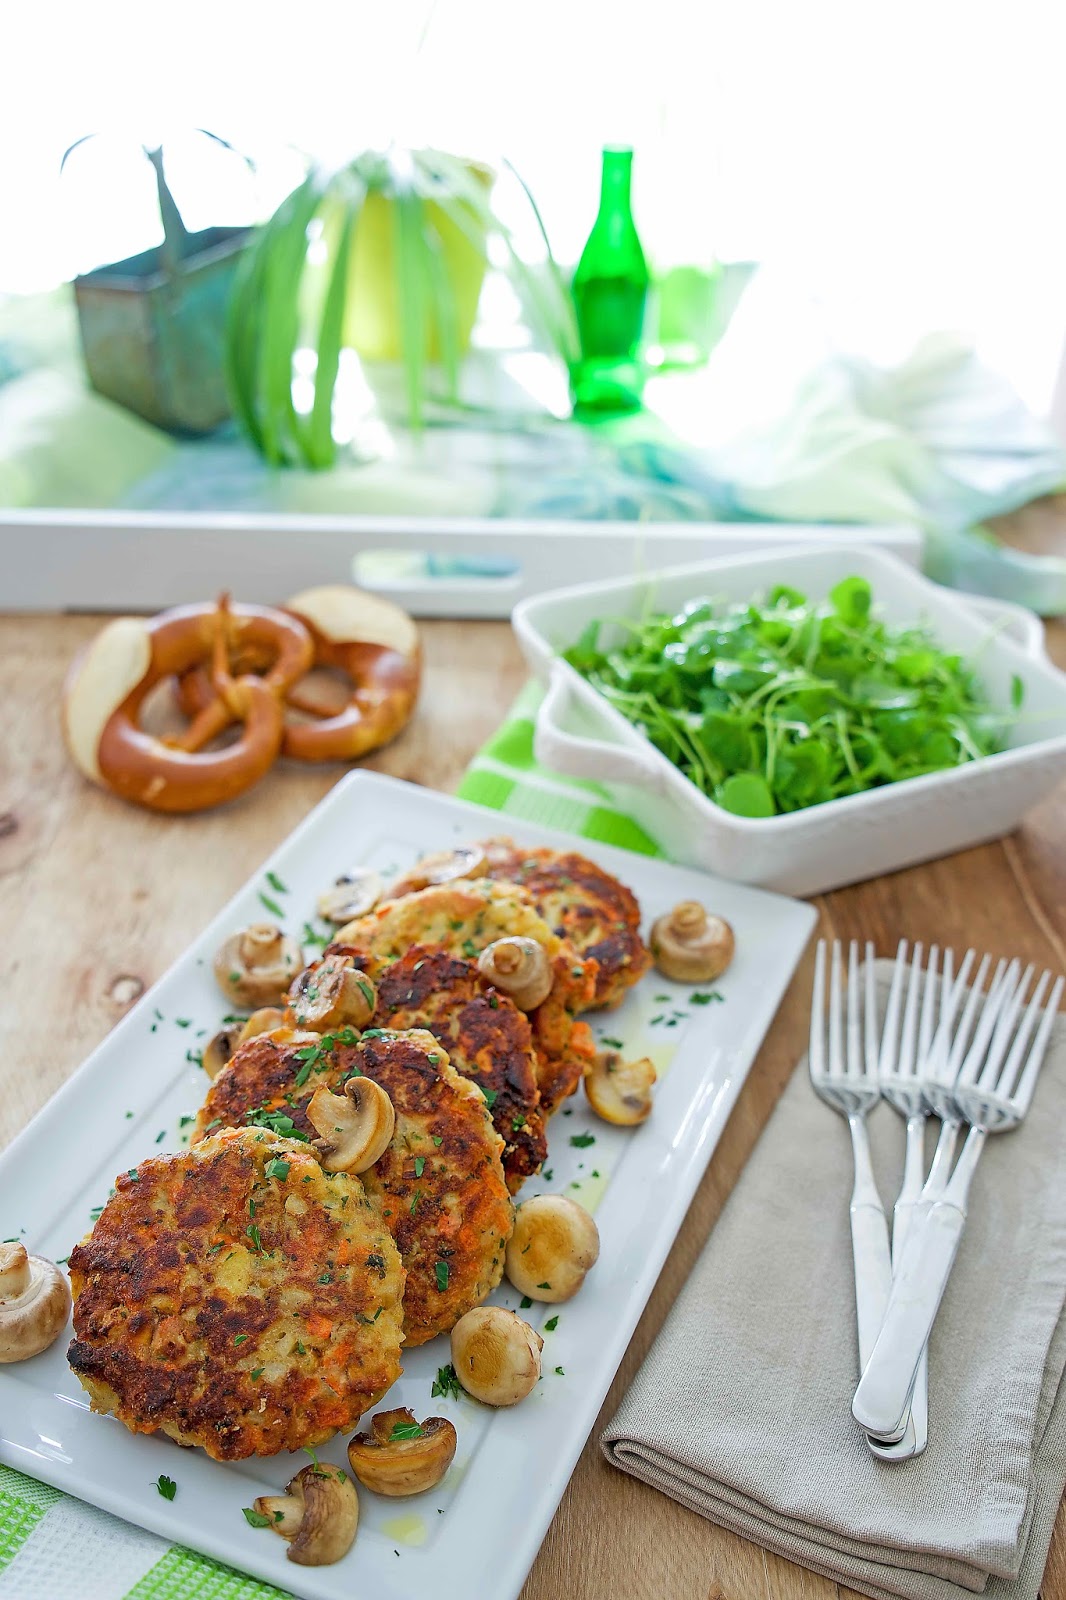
[512,543,1066,896]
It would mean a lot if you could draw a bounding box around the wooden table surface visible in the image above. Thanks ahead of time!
[3,565,1065,1600]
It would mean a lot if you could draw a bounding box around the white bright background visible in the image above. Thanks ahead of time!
[2,0,1064,411]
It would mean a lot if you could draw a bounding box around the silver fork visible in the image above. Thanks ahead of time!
[853,960,1064,1441]
[809,940,894,1389]
[870,940,957,1459]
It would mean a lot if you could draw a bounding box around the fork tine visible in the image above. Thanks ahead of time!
[976,963,1034,1091]
[928,948,977,1083]
[917,945,940,1066]
[829,941,844,1077]
[945,952,996,1079]
[897,941,924,1078]
[810,940,827,1080]
[878,939,909,1078]
[863,941,878,1075]
[940,946,956,1021]
[846,941,862,1078]
[996,968,1054,1103]
[1010,975,1065,1113]
[956,959,1020,1087]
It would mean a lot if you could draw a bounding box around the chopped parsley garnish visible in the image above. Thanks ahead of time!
[360,1027,387,1039]
[544,1315,559,1331]
[155,1474,177,1501]
[555,1366,565,1376]
[434,1260,450,1292]
[481,1088,498,1110]
[366,1252,387,1276]
[242,1506,272,1529]
[154,1130,166,1143]
[409,1190,422,1213]
[245,1224,264,1254]
[244,1107,309,1141]
[543,1168,553,1181]
[233,1334,248,1345]
[690,991,724,1005]
[258,892,284,918]
[431,1363,462,1401]
[512,1114,526,1131]
[301,921,330,950]
[265,870,288,894]
[432,1135,443,1147]
[414,1156,425,1177]
[250,1367,264,1380]
[537,1281,552,1290]
[569,1132,596,1148]
[461,938,478,958]
[127,1169,139,1180]
[179,1115,194,1127]
[600,1037,624,1050]
[265,1157,290,1181]
[519,1295,533,1309]
[317,1271,332,1284]
[295,1340,306,1355]
[390,1420,425,1440]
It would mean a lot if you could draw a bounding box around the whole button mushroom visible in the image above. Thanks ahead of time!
[213,924,302,1008]
[347,1407,457,1495]
[254,1464,359,1567]
[477,937,553,1011]
[450,1306,543,1406]
[0,1243,71,1362]
[504,1194,600,1304]
[649,901,735,984]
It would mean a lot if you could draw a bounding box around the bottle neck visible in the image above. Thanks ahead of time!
[598,149,633,215]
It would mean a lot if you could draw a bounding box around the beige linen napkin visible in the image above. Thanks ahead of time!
[603,962,1066,1600]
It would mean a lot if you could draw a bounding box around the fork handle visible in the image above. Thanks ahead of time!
[852,1199,966,1439]
[848,1117,894,1374]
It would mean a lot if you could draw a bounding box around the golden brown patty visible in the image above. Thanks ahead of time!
[372,946,546,1192]
[481,838,651,1010]
[333,877,597,1114]
[67,1127,404,1461]
[193,1028,513,1346]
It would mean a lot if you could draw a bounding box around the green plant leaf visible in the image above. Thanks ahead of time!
[393,159,428,431]
[258,168,331,463]
[829,576,872,628]
[421,211,460,403]
[715,772,777,818]
[307,187,360,468]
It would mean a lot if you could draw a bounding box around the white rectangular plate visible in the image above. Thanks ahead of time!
[0,772,816,1600]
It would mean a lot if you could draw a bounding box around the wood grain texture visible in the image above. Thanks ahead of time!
[1,568,1064,1600]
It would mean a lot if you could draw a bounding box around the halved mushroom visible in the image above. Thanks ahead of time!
[317,869,384,925]
[391,845,487,898]
[477,937,553,1011]
[504,1194,600,1303]
[586,1051,656,1126]
[0,1244,71,1362]
[254,1464,359,1567]
[306,1077,395,1173]
[239,1007,287,1043]
[201,1027,239,1081]
[450,1306,543,1406]
[213,925,302,1008]
[288,953,377,1032]
[649,902,734,984]
[347,1407,457,1496]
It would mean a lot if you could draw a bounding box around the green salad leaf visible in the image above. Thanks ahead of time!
[562,579,1015,818]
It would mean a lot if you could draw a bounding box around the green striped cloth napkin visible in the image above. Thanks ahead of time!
[0,683,660,1600]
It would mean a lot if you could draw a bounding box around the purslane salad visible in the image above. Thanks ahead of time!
[563,576,1019,818]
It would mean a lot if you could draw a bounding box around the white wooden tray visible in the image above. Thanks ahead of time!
[0,509,919,617]
[0,773,816,1600]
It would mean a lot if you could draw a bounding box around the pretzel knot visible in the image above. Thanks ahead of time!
[176,586,422,764]
[61,597,314,813]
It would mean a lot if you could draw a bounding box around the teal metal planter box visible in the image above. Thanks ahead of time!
[73,223,249,435]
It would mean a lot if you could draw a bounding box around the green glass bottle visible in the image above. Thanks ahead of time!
[570,147,649,415]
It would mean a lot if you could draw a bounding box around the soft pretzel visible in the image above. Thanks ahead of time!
[178,585,421,763]
[62,597,314,812]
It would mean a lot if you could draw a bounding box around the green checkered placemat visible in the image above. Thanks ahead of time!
[0,683,662,1599]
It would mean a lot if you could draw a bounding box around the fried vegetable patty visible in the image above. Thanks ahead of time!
[482,838,651,1009]
[372,946,546,1191]
[194,1028,513,1346]
[67,1127,404,1461]
[334,877,597,1113]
